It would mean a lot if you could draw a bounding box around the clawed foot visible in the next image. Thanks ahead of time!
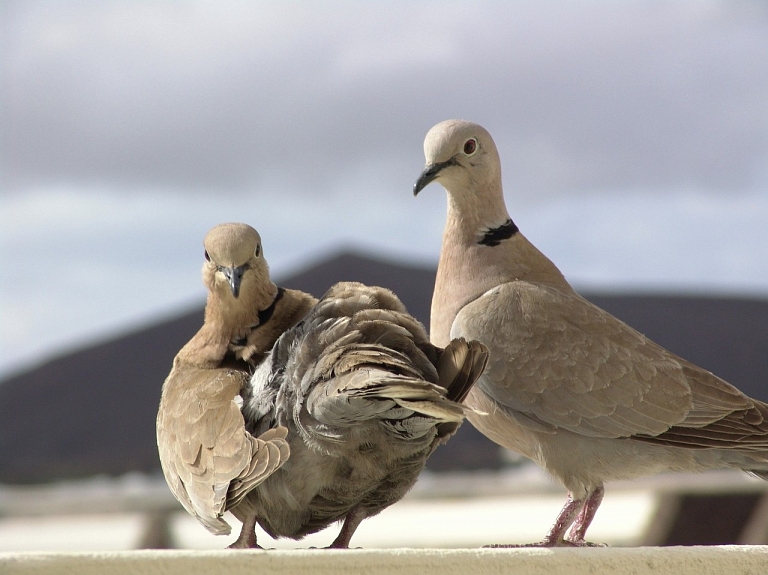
[483,538,607,548]
[483,541,562,548]
[564,539,607,547]
[325,506,365,549]
[485,487,608,550]
[227,541,264,550]
[226,529,267,549]
[229,516,264,549]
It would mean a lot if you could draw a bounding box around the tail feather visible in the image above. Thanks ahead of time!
[437,338,490,404]
[430,338,490,446]
[336,371,466,422]
[748,469,768,481]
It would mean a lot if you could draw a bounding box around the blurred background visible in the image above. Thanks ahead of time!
[2,0,768,551]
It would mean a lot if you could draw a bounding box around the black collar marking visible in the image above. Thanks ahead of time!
[231,287,286,346]
[479,218,519,247]
[257,287,285,326]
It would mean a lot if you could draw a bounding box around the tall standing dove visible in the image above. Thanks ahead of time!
[236,281,489,548]
[156,223,316,547]
[414,119,768,546]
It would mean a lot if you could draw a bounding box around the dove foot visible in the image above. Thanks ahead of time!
[483,542,550,548]
[484,487,608,549]
[565,485,604,544]
[228,515,262,549]
[564,539,608,547]
[326,507,366,549]
[483,537,606,548]
[227,542,264,550]
[483,538,574,548]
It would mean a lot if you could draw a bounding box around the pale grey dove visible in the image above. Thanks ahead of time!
[156,223,316,546]
[414,119,768,546]
[236,281,489,548]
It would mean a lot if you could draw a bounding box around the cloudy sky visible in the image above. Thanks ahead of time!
[2,0,768,379]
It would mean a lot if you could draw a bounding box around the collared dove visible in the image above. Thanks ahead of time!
[236,281,489,548]
[156,223,316,546]
[414,119,768,546]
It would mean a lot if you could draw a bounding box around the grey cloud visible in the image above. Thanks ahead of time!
[4,0,768,381]
[2,1,767,200]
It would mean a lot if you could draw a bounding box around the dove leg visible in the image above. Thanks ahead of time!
[484,492,585,548]
[327,506,367,549]
[228,515,261,549]
[539,492,585,546]
[566,485,605,546]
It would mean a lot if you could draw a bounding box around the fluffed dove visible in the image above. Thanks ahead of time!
[235,281,489,548]
[156,223,316,546]
[414,119,768,546]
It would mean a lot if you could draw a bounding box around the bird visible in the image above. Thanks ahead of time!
[156,222,317,547]
[234,281,489,548]
[413,119,768,547]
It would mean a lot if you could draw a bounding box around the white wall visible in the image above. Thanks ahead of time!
[3,547,768,575]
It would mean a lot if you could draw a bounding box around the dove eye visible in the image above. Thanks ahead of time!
[204,250,211,262]
[255,244,261,258]
[463,138,477,156]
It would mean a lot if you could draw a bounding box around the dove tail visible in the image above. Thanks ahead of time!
[747,469,768,481]
[436,338,489,404]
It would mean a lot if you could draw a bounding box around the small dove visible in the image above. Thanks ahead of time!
[156,223,316,546]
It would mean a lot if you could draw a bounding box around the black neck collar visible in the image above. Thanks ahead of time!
[479,218,519,247]
[257,287,285,326]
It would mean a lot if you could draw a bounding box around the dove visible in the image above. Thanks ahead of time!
[413,119,768,547]
[156,223,316,547]
[234,281,489,548]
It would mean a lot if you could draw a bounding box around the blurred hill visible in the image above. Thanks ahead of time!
[1,251,767,484]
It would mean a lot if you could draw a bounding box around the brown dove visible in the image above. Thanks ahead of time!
[236,281,489,548]
[156,223,316,546]
[413,119,768,546]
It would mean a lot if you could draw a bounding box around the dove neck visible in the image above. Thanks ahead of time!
[205,278,279,336]
[430,191,571,347]
[237,288,319,365]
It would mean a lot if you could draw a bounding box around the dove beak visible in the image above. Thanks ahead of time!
[222,265,247,298]
[413,158,457,196]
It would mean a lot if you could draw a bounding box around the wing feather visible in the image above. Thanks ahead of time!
[453,281,768,447]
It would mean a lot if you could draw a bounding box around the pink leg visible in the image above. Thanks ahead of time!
[566,485,605,546]
[485,492,585,548]
[327,507,366,549]
[228,515,261,549]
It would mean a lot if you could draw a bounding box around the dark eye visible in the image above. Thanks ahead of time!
[463,138,477,156]
[204,250,211,262]
[255,243,261,258]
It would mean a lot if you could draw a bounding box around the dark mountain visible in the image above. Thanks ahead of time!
[1,251,767,484]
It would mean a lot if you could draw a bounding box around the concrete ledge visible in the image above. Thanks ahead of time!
[2,547,768,575]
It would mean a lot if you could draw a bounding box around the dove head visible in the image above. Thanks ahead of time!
[202,223,273,301]
[414,120,502,201]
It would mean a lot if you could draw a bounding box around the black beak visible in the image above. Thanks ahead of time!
[222,265,247,298]
[413,158,457,196]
